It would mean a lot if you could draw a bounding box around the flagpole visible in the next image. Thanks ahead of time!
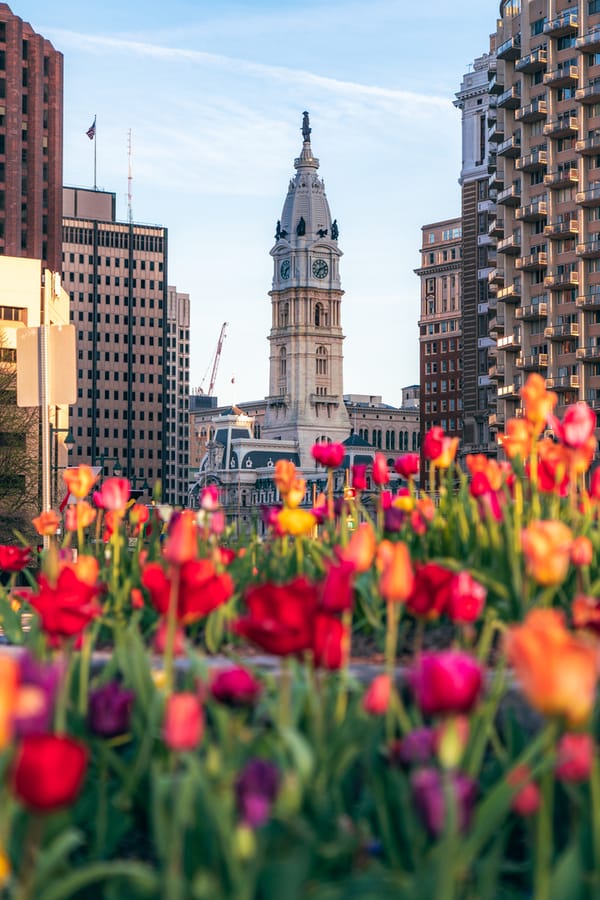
[94,113,97,190]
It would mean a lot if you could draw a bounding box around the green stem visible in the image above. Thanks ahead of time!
[590,754,600,890]
[385,600,398,742]
[163,567,180,697]
[13,816,44,900]
[54,643,74,734]
[533,722,558,900]
[93,743,108,858]
[278,658,292,730]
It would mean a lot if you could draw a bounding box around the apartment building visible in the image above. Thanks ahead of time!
[489,0,600,430]
[166,285,190,506]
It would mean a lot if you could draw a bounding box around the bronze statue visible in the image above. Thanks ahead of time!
[302,111,311,142]
[331,219,339,240]
[296,216,306,236]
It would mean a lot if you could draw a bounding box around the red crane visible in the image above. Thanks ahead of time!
[200,322,228,396]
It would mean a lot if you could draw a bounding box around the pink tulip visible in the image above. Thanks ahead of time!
[410,651,483,717]
[94,477,130,512]
[163,693,203,751]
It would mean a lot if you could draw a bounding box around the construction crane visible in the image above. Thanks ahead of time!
[199,322,228,396]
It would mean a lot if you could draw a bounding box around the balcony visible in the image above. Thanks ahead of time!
[498,135,522,158]
[516,46,547,73]
[497,281,522,302]
[546,375,580,391]
[488,364,505,381]
[489,314,505,334]
[576,290,600,310]
[576,27,600,52]
[577,184,600,206]
[488,267,505,286]
[576,344,600,362]
[516,353,549,371]
[577,238,600,258]
[576,135,600,156]
[544,218,578,239]
[515,301,548,320]
[498,86,522,109]
[516,198,547,221]
[543,115,578,139]
[488,116,505,143]
[516,148,547,172]
[543,64,578,88]
[489,167,505,191]
[576,80,600,104]
[544,323,579,340]
[516,251,548,271]
[544,11,578,37]
[586,393,600,410]
[489,216,504,238]
[497,184,521,206]
[544,167,578,189]
[498,383,522,398]
[488,72,505,94]
[497,34,521,61]
[498,333,522,351]
[544,270,579,290]
[497,233,521,255]
[489,412,505,428]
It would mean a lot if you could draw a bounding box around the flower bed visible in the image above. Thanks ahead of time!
[0,374,599,898]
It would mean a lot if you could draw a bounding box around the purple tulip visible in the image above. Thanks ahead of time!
[236,758,279,828]
[88,681,135,738]
[391,727,436,767]
[14,651,62,736]
[411,767,476,837]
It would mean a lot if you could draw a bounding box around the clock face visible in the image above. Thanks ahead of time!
[312,258,328,279]
[280,259,291,280]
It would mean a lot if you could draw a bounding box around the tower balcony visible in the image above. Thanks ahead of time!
[516,46,547,73]
[544,218,578,239]
[498,333,522,352]
[576,344,600,362]
[498,86,522,109]
[516,148,547,172]
[266,394,290,408]
[544,11,578,38]
[515,300,548,320]
[546,374,580,391]
[544,270,579,290]
[497,184,521,206]
[310,393,340,407]
[543,115,578,139]
[544,323,579,340]
[497,233,521,255]
[498,135,522,158]
[516,198,547,221]
[576,289,600,309]
[576,184,600,206]
[576,80,600,103]
[576,134,600,156]
[497,280,522,302]
[543,64,578,88]
[515,251,548,271]
[497,34,521,61]
[544,167,578,189]
[516,353,549,371]
[576,27,600,52]
[576,238,600,258]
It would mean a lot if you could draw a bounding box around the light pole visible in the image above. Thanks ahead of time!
[49,425,75,508]
[92,452,123,482]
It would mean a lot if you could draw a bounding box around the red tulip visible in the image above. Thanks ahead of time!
[234,578,318,657]
[394,453,420,479]
[210,667,262,707]
[363,674,392,715]
[555,733,594,783]
[445,572,486,624]
[352,464,368,491]
[372,453,390,486]
[410,651,483,717]
[553,402,597,450]
[142,559,234,624]
[406,562,454,620]
[507,765,540,817]
[12,734,88,812]
[319,559,355,613]
[93,477,130,512]
[311,443,345,469]
[312,613,346,670]
[163,693,203,751]
[25,568,102,638]
[0,546,32,572]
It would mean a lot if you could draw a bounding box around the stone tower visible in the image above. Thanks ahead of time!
[263,112,350,462]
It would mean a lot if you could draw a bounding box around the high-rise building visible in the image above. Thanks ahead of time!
[416,219,463,455]
[489,0,600,430]
[62,186,188,504]
[0,4,63,272]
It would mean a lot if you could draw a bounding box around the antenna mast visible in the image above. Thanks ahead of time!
[127,129,133,224]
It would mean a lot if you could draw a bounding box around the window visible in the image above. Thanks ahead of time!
[315,346,328,375]
[279,346,287,377]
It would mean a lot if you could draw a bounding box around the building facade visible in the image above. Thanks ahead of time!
[416,219,464,455]
[0,4,63,273]
[489,0,600,431]
[62,186,187,504]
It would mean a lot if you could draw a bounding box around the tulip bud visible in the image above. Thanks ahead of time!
[363,674,392,715]
[434,716,469,770]
[233,824,256,861]
[163,693,204,751]
[556,733,594,783]
[507,765,540,816]
[571,536,593,568]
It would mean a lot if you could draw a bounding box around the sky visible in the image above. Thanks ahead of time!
[15,0,498,407]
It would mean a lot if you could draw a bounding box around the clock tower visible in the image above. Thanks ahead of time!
[263,112,349,462]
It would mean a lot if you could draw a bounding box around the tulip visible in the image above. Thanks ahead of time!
[312,613,346,670]
[210,667,262,707]
[0,655,18,750]
[24,568,102,639]
[200,485,220,511]
[63,464,98,499]
[14,652,62,738]
[11,734,88,812]
[410,651,483,717]
[507,765,540,817]
[32,510,60,536]
[571,536,593,568]
[65,501,96,532]
[377,540,414,603]
[520,372,557,435]
[394,453,420,480]
[411,767,476,836]
[234,577,318,657]
[553,402,596,450]
[88,681,135,738]
[163,693,203,751]
[521,520,573,587]
[572,594,600,635]
[363,674,392,715]
[274,460,298,496]
[337,522,377,573]
[65,554,99,586]
[434,716,470,770]
[311,442,345,468]
[406,562,453,620]
[423,427,458,468]
[164,510,198,564]
[277,507,315,535]
[555,733,594,783]
[391,727,435,766]
[372,453,390,486]
[0,546,31,572]
[352,464,368,491]
[236,758,279,829]
[499,418,533,461]
[506,609,598,727]
[445,572,486,624]
[319,559,355,613]
[129,503,149,535]
[93,477,130,512]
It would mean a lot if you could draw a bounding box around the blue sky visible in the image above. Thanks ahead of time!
[16,0,498,406]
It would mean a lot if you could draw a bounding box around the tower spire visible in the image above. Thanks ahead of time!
[302,110,311,143]
[295,110,319,171]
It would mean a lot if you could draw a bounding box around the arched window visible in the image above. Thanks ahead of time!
[280,302,289,327]
[315,302,328,326]
[279,347,287,377]
[316,346,328,375]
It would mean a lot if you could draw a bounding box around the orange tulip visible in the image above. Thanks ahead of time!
[285,477,307,509]
[338,522,377,573]
[465,455,503,492]
[377,539,414,603]
[506,609,598,727]
[164,510,198,565]
[436,436,459,470]
[571,536,593,568]
[65,501,97,532]
[64,554,99,586]
[32,510,60,536]
[499,418,533,461]
[274,460,297,496]
[277,508,316,536]
[0,655,18,751]
[520,373,557,436]
[521,520,573,586]
[63,464,98,500]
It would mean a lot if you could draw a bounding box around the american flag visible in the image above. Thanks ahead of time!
[86,117,96,140]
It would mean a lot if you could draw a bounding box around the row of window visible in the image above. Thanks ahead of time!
[69,293,162,310]
[63,227,165,252]
[356,428,419,452]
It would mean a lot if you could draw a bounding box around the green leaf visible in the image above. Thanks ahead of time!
[279,726,315,783]
[37,860,158,900]
[34,828,85,884]
[550,843,584,900]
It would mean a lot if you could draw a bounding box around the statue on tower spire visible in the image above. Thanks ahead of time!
[302,111,311,142]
